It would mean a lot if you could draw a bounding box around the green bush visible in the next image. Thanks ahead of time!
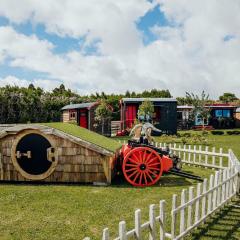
[226,130,240,135]
[211,130,225,135]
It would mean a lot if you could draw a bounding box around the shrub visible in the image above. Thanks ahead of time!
[227,130,240,135]
[211,130,224,135]
[181,132,192,138]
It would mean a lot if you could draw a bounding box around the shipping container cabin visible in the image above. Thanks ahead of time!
[120,98,177,135]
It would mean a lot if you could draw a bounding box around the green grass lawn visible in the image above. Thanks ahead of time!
[0,130,239,240]
[0,166,213,240]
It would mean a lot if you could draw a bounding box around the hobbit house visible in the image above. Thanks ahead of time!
[0,123,121,184]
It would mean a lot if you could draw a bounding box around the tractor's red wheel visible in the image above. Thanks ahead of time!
[122,147,163,187]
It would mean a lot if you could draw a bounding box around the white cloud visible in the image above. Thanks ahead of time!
[0,0,240,98]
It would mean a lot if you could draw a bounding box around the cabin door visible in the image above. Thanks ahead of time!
[79,109,88,128]
[12,132,57,181]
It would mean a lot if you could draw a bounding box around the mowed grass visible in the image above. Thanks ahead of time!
[0,166,213,240]
[0,131,240,240]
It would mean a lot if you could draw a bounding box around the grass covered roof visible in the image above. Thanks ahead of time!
[42,122,122,153]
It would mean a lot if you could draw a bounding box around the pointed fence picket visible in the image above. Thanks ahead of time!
[84,143,240,240]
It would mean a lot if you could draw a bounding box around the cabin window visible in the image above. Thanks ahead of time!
[69,111,76,120]
[214,109,231,118]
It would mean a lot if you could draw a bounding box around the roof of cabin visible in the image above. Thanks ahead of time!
[0,123,121,155]
[121,98,177,103]
[61,102,98,110]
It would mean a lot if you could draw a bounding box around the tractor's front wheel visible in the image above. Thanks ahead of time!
[122,147,163,187]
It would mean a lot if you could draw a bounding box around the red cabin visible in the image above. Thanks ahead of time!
[61,102,99,130]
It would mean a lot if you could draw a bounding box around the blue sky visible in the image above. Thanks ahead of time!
[0,1,239,97]
[0,4,168,82]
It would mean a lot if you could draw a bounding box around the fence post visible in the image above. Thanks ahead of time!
[222,169,226,203]
[183,145,186,161]
[212,147,216,168]
[135,209,141,240]
[102,228,109,240]
[226,169,230,199]
[205,146,209,168]
[219,148,223,168]
[188,145,191,164]
[198,145,202,164]
[217,170,222,206]
[187,187,194,229]
[195,183,201,223]
[159,200,165,240]
[180,189,187,234]
[171,194,177,239]
[193,145,196,164]
[207,174,214,214]
[212,171,219,210]
[201,178,207,221]
[119,221,127,240]
[149,204,156,240]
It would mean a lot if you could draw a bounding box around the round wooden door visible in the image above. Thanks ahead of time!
[12,130,58,180]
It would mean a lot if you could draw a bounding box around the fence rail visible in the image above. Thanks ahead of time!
[85,143,240,240]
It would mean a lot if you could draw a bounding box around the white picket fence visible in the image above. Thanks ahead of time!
[84,143,240,240]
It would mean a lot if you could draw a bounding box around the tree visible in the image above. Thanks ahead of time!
[186,91,212,129]
[94,100,112,135]
[138,99,154,121]
[219,93,238,103]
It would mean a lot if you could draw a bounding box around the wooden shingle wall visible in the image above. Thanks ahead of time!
[0,132,112,183]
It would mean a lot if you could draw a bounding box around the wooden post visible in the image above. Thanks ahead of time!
[195,183,201,223]
[119,221,127,240]
[198,145,202,164]
[187,187,194,229]
[159,200,166,240]
[193,145,196,164]
[135,209,141,240]
[149,204,156,240]
[188,145,191,164]
[171,194,177,239]
[222,169,226,203]
[205,146,209,168]
[207,174,214,214]
[102,228,109,240]
[180,189,187,234]
[212,147,216,168]
[219,148,223,167]
[226,169,230,199]
[183,145,186,161]
[217,170,222,206]
[201,179,207,221]
[212,171,219,210]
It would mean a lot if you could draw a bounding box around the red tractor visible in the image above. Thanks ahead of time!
[116,140,202,187]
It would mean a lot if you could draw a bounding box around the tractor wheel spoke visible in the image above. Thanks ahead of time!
[146,156,158,164]
[139,172,143,184]
[145,171,154,182]
[126,163,138,167]
[128,169,139,179]
[148,169,158,177]
[148,167,160,171]
[128,157,139,165]
[125,168,137,173]
[143,172,148,185]
[133,172,140,183]
[148,162,161,167]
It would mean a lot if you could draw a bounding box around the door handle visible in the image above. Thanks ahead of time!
[47,147,55,162]
[16,151,31,159]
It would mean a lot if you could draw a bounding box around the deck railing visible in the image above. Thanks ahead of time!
[84,143,240,240]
